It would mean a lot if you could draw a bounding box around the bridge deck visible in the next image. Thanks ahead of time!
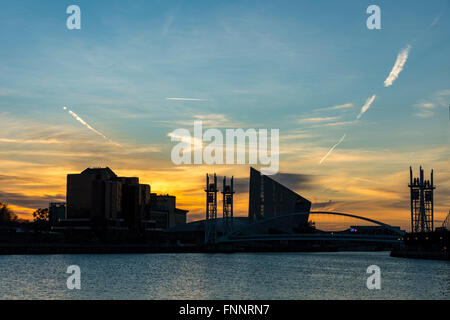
[224,233,402,243]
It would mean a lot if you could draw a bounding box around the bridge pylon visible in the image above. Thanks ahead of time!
[409,166,435,233]
[205,173,218,244]
[222,176,235,236]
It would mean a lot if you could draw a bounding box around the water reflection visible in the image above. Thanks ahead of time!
[0,252,448,300]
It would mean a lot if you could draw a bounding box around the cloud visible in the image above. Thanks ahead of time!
[436,89,450,97]
[430,15,440,27]
[0,190,65,210]
[356,94,376,120]
[192,114,234,127]
[434,89,450,107]
[384,45,412,87]
[232,172,316,196]
[317,103,354,112]
[0,175,43,184]
[311,200,336,209]
[319,121,356,128]
[416,102,435,109]
[163,113,249,128]
[272,172,316,190]
[167,131,204,153]
[0,113,161,171]
[414,101,435,118]
[297,116,341,124]
[280,130,315,141]
[63,106,121,146]
[0,138,64,144]
[412,89,450,118]
[319,134,346,164]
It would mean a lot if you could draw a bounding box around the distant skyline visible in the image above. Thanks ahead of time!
[0,0,449,230]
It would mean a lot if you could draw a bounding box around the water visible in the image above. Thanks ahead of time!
[0,252,448,300]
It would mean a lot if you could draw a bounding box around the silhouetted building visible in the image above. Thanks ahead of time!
[120,180,150,232]
[67,167,121,220]
[248,167,311,224]
[62,167,187,236]
[49,202,66,226]
[149,194,187,229]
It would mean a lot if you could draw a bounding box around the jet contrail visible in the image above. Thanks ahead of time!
[356,94,376,120]
[63,106,120,146]
[319,134,346,164]
[384,45,411,87]
[317,94,373,164]
[316,95,373,164]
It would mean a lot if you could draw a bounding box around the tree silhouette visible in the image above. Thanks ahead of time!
[33,208,49,231]
[0,202,18,225]
[33,208,49,222]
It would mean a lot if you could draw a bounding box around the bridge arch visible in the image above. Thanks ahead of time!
[248,211,405,236]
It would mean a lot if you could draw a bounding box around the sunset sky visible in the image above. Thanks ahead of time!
[0,0,449,230]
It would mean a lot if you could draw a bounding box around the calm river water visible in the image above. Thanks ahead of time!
[0,251,448,300]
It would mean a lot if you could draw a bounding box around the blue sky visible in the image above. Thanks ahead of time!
[1,1,449,143]
[0,0,449,226]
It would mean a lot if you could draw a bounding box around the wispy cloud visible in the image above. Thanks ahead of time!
[384,45,412,87]
[356,94,376,120]
[414,101,435,118]
[319,134,346,164]
[317,121,356,128]
[436,89,450,97]
[63,106,120,146]
[166,97,208,101]
[164,113,249,128]
[412,90,450,118]
[297,116,341,124]
[317,103,354,112]
[280,130,315,141]
[435,89,450,107]
[168,131,204,153]
[0,138,64,145]
[430,15,440,27]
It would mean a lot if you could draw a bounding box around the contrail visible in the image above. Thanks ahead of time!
[317,94,373,164]
[384,45,411,87]
[319,134,346,164]
[356,94,376,120]
[316,95,373,164]
[63,106,120,146]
